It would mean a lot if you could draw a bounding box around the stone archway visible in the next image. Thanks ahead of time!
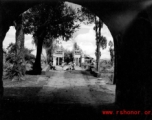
[1,0,152,112]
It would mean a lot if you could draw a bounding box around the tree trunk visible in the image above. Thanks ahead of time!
[95,18,102,74]
[98,20,102,72]
[95,17,99,72]
[96,42,100,72]
[15,16,25,78]
[33,37,43,74]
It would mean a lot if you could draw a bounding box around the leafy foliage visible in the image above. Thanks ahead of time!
[23,2,80,46]
[78,6,107,48]
[6,43,35,64]
[77,7,95,24]
[99,36,107,49]
[24,48,35,64]
[64,49,74,64]
[4,43,35,80]
[22,2,81,72]
[77,6,108,71]
[109,40,114,65]
[4,54,25,81]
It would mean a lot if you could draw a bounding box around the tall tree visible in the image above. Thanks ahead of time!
[78,7,107,72]
[94,17,102,72]
[109,40,114,66]
[12,15,26,79]
[23,2,80,74]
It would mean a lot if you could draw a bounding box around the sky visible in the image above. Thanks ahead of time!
[3,2,113,60]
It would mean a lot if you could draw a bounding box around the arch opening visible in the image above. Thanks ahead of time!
[1,2,117,119]
[2,1,152,120]
[2,0,115,103]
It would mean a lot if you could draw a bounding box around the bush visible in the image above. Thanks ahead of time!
[4,43,35,81]
[5,53,26,81]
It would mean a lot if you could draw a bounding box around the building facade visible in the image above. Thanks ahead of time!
[53,48,64,66]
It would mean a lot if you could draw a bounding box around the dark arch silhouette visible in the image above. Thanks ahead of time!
[1,1,152,119]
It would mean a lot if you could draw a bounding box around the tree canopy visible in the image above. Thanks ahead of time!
[22,1,81,74]
[6,43,35,64]
[23,2,80,45]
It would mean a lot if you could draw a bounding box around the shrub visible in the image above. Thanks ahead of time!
[4,43,35,81]
[5,53,26,81]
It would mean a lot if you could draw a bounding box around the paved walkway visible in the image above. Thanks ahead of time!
[38,66,115,105]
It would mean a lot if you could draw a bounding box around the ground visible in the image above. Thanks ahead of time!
[1,66,118,120]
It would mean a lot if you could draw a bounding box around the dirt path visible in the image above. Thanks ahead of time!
[38,68,115,105]
[2,67,116,120]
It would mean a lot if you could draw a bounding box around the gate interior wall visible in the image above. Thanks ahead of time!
[1,0,152,112]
